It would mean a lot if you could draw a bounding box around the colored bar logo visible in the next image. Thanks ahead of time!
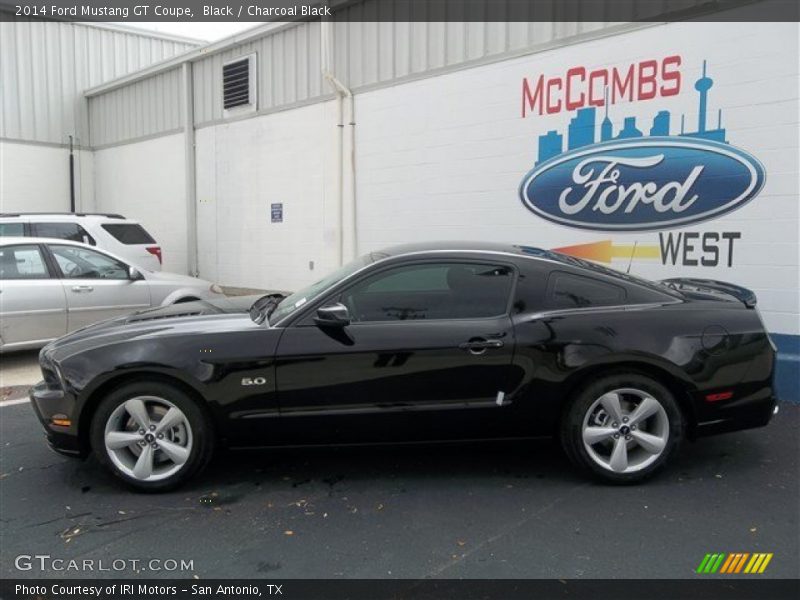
[696,553,773,574]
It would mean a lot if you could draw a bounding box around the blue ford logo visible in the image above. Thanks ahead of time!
[519,137,765,232]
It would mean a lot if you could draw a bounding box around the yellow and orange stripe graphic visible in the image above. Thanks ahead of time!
[697,552,773,574]
[552,240,660,264]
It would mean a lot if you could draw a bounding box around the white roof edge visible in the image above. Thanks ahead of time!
[76,21,207,45]
[84,21,303,97]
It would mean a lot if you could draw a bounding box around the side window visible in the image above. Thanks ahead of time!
[0,223,26,237]
[33,222,95,246]
[342,262,514,322]
[50,245,129,280]
[0,245,50,279]
[363,264,450,293]
[547,272,625,309]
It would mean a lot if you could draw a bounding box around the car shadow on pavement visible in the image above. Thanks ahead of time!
[62,437,586,496]
[62,424,784,497]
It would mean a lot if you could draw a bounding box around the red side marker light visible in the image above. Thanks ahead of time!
[706,391,734,402]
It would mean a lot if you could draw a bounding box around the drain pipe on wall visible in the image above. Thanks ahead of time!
[183,61,199,277]
[321,20,356,266]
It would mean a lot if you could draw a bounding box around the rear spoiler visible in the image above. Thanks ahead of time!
[660,278,757,308]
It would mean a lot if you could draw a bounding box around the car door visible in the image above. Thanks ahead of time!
[45,244,151,331]
[0,243,67,349]
[273,260,522,444]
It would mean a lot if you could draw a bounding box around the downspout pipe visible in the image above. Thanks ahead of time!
[183,62,199,277]
[68,135,76,213]
[321,20,356,265]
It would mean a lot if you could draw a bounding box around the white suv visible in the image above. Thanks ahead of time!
[0,213,162,271]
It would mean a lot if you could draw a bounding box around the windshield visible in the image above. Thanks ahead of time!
[268,253,374,323]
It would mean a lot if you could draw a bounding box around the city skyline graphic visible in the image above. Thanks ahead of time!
[536,60,728,165]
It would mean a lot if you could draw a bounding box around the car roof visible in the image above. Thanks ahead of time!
[375,240,544,258]
[2,236,101,247]
[0,213,134,222]
[0,213,140,225]
[374,240,679,296]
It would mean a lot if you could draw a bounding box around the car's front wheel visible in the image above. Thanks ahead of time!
[561,373,683,484]
[90,381,214,491]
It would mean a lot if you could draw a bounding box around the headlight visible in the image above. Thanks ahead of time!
[39,355,64,389]
[209,283,224,294]
[52,362,68,389]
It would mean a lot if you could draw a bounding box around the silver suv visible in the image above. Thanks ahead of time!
[0,213,163,271]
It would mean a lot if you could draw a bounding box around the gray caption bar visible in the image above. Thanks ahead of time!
[2,0,799,22]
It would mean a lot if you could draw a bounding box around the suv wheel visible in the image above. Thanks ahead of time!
[90,381,214,491]
[561,373,683,483]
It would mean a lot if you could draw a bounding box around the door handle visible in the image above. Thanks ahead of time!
[71,285,94,293]
[459,338,504,354]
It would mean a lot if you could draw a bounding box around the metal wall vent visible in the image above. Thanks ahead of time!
[223,56,254,110]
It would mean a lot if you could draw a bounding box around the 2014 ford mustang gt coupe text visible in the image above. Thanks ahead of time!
[30,242,778,491]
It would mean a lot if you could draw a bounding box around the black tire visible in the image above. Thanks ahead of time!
[560,372,684,484]
[90,380,214,492]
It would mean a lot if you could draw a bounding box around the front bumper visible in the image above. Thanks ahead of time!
[29,381,84,457]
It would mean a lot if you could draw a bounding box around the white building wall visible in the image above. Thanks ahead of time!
[355,20,800,338]
[0,20,197,145]
[93,134,187,273]
[194,101,338,292]
[0,141,93,213]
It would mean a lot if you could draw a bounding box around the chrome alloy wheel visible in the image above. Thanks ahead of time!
[103,396,193,482]
[581,388,669,474]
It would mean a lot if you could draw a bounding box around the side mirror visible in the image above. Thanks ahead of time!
[128,266,144,281]
[314,303,350,328]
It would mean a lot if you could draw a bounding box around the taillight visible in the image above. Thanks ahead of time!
[146,246,162,264]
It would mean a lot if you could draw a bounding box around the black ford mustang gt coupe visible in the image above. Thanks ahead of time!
[30,242,778,491]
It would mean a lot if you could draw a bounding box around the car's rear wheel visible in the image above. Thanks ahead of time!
[561,373,683,484]
[90,381,214,492]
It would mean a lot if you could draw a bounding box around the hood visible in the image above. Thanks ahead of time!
[144,270,211,286]
[42,295,267,360]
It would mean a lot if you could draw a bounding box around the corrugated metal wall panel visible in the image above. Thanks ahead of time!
[88,67,184,148]
[192,20,327,126]
[0,20,196,146]
[333,12,646,92]
[10,0,713,146]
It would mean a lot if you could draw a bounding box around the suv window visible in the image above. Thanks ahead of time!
[49,245,129,280]
[101,223,156,244]
[0,223,25,237]
[342,262,514,322]
[547,271,625,309]
[33,222,95,245]
[0,245,50,279]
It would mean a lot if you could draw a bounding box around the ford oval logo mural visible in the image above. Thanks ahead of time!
[519,60,766,232]
[519,138,766,231]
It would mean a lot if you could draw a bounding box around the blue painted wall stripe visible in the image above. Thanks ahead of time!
[773,333,799,404]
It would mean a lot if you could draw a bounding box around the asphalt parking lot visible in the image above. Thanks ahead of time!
[0,389,798,580]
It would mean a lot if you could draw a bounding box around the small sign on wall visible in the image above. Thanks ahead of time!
[271,203,283,223]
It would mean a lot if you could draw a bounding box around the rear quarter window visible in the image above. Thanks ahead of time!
[0,245,50,279]
[101,223,156,244]
[546,271,626,309]
[0,223,26,237]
